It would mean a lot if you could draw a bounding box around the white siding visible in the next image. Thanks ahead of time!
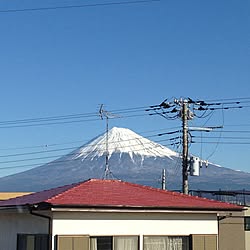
[52,211,218,249]
[0,210,219,250]
[0,212,48,250]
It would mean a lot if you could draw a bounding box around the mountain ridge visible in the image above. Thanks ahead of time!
[0,127,249,192]
[72,127,178,161]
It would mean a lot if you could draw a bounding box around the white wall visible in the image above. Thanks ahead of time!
[0,209,219,250]
[52,211,218,250]
[0,211,49,250]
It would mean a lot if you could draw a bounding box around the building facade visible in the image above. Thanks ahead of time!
[0,179,243,250]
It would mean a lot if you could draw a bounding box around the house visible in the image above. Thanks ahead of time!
[190,189,250,250]
[219,206,250,250]
[0,178,244,250]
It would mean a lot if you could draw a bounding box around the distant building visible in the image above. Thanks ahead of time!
[0,192,31,201]
[0,179,244,250]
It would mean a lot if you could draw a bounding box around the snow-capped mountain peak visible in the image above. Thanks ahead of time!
[73,127,178,160]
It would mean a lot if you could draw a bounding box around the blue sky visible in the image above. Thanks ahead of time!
[0,0,249,178]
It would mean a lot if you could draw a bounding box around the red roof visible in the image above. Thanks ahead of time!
[0,179,243,211]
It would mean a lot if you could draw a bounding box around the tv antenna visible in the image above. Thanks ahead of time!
[99,104,120,179]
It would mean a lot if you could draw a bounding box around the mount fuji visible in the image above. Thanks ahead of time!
[0,127,249,191]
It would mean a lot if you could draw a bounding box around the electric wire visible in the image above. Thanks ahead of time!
[0,140,177,170]
[193,141,250,145]
[0,137,177,164]
[0,130,181,163]
[0,105,148,126]
[193,136,250,140]
[0,126,180,152]
[0,111,149,128]
[205,97,250,102]
[0,132,178,158]
[0,0,159,13]
[205,105,224,161]
[1,97,250,173]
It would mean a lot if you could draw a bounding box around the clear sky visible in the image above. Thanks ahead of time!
[0,0,249,177]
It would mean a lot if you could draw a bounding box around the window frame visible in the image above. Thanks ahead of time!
[90,235,139,250]
[17,234,49,250]
[56,235,90,250]
[244,217,250,231]
[143,235,191,250]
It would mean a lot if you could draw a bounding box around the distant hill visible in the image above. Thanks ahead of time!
[0,127,249,191]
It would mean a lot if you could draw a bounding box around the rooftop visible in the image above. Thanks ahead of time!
[0,179,243,211]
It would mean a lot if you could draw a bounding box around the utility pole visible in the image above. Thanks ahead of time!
[161,169,166,190]
[181,100,189,194]
[148,97,229,195]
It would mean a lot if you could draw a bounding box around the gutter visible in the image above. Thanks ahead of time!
[28,204,52,250]
[50,207,243,215]
[50,203,244,212]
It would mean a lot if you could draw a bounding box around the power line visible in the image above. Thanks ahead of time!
[0,140,177,170]
[0,112,97,125]
[193,136,250,140]
[0,0,159,13]
[0,117,101,129]
[0,140,86,151]
[0,97,249,172]
[0,146,79,158]
[193,141,250,145]
[0,136,177,162]
[149,97,250,194]
[0,106,146,125]
[0,126,182,160]
[0,112,155,128]
[0,126,180,152]
[0,107,149,128]
[0,98,249,129]
[205,97,250,102]
[204,130,250,133]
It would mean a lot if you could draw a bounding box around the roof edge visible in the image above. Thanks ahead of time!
[49,203,244,212]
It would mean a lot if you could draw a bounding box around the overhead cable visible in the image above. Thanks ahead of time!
[0,0,159,13]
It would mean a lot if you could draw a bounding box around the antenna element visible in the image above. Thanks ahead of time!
[99,105,120,179]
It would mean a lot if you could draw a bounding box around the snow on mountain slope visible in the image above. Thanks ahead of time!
[0,127,250,192]
[73,127,178,161]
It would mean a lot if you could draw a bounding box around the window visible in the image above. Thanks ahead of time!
[114,236,139,250]
[56,235,138,250]
[91,236,112,250]
[144,236,189,250]
[191,235,217,250]
[90,236,139,250]
[56,235,89,250]
[244,217,250,231]
[17,234,49,250]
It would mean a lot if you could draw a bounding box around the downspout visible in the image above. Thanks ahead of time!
[28,204,52,250]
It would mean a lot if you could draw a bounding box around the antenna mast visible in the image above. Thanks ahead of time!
[99,105,119,179]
